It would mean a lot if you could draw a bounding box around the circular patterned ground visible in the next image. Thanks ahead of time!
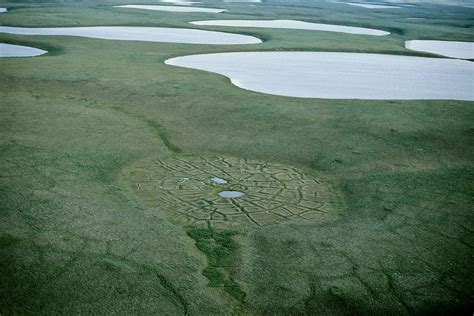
[122,155,333,228]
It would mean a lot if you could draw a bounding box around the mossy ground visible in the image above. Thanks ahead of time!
[187,227,246,305]
[0,0,473,314]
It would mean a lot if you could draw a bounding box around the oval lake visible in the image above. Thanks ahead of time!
[158,0,200,5]
[115,4,225,13]
[0,26,261,45]
[346,2,401,8]
[191,19,389,36]
[0,43,47,57]
[166,52,474,100]
[406,40,474,59]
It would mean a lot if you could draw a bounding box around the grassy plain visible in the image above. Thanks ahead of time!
[0,0,473,314]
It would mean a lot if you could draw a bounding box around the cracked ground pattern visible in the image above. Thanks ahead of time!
[122,155,334,228]
[240,168,474,314]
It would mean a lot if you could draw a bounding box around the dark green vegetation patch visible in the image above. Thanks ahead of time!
[187,227,246,304]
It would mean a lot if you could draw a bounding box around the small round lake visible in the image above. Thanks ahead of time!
[165,52,474,100]
[115,4,225,13]
[406,40,474,59]
[0,26,261,45]
[219,191,245,198]
[0,43,47,57]
[191,20,389,36]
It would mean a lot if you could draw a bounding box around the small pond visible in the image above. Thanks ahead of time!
[212,177,228,184]
[219,191,245,198]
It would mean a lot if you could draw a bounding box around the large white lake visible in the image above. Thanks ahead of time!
[406,40,474,59]
[0,26,261,45]
[191,20,389,36]
[347,3,401,8]
[0,8,7,13]
[0,43,47,57]
[115,4,225,13]
[165,52,474,100]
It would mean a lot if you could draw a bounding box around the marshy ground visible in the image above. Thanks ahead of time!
[0,0,473,314]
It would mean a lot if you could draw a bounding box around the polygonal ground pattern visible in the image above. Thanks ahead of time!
[122,155,332,228]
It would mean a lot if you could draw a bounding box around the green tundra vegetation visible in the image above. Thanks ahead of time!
[0,0,473,314]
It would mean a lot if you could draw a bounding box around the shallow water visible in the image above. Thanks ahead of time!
[219,191,245,198]
[212,177,228,184]
[0,8,7,13]
[115,4,225,13]
[0,26,261,45]
[191,19,389,36]
[0,43,47,57]
[166,52,474,100]
[347,3,401,8]
[406,40,474,59]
